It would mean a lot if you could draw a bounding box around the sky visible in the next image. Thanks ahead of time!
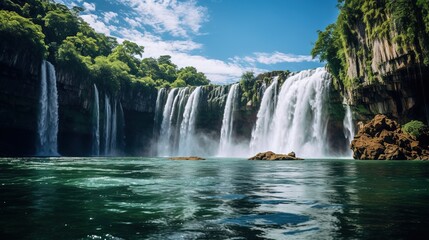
[57,0,339,84]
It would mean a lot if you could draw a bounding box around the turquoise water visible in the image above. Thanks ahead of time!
[1,157,429,239]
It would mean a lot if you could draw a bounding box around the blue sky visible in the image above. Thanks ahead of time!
[58,0,339,84]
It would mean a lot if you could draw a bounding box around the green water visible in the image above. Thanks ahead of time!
[1,158,429,239]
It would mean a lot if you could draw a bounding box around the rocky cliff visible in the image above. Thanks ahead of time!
[314,0,429,124]
[0,57,157,156]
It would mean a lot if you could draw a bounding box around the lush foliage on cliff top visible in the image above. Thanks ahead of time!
[312,0,429,90]
[0,0,209,95]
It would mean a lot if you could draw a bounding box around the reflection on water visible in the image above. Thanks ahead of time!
[0,158,429,239]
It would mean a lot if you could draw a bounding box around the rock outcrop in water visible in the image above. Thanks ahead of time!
[351,115,429,160]
[248,151,303,161]
[169,156,205,160]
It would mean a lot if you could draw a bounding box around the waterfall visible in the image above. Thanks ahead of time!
[153,88,167,134]
[343,103,355,156]
[179,86,202,155]
[104,95,111,155]
[250,68,330,157]
[92,84,100,156]
[218,84,239,156]
[249,77,279,152]
[37,60,58,156]
[158,88,178,155]
[118,101,125,151]
[110,99,117,153]
[170,87,189,153]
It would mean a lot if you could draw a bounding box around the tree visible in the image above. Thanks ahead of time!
[0,10,46,57]
[141,57,162,79]
[171,79,186,88]
[109,40,144,75]
[43,8,79,44]
[177,66,209,86]
[90,56,131,94]
[311,24,343,81]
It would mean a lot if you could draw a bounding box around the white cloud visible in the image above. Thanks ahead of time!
[115,27,257,84]
[234,52,317,65]
[83,2,96,11]
[124,17,141,28]
[118,0,208,37]
[103,11,118,23]
[80,14,111,35]
[62,1,314,84]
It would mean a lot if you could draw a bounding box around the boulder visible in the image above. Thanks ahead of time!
[351,114,429,160]
[169,156,205,160]
[248,151,303,161]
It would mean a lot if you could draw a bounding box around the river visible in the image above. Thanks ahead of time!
[1,158,428,239]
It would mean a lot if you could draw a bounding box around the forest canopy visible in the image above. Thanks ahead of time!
[0,0,210,94]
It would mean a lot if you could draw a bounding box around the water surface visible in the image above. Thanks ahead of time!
[1,158,428,239]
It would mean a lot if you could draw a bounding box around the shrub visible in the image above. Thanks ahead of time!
[402,120,428,137]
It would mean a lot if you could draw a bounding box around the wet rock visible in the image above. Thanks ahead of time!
[169,156,206,160]
[351,114,429,160]
[248,151,303,161]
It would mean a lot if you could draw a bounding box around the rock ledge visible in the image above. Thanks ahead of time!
[351,114,429,160]
[248,151,303,160]
[169,156,206,160]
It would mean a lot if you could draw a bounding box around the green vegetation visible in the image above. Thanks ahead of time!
[312,0,429,90]
[239,70,290,107]
[403,120,428,138]
[0,9,46,58]
[0,0,210,95]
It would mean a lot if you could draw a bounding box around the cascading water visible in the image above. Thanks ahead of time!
[170,87,189,153]
[118,101,125,151]
[158,88,178,155]
[102,95,120,155]
[104,95,111,155]
[153,88,167,134]
[343,103,355,156]
[92,84,100,156]
[179,86,202,156]
[157,87,202,156]
[37,60,59,156]
[110,99,117,153]
[218,84,239,156]
[249,77,279,152]
[250,68,330,157]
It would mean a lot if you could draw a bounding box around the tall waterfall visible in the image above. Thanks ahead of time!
[170,87,190,152]
[102,95,119,155]
[156,87,202,156]
[250,68,330,157]
[343,103,355,156]
[110,99,118,152]
[37,60,59,156]
[153,88,167,134]
[179,86,202,155]
[92,84,100,156]
[218,84,239,156]
[104,95,111,155]
[158,88,178,155]
[250,77,279,152]
[118,101,125,151]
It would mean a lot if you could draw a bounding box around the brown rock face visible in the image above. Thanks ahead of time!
[248,151,303,161]
[168,156,205,160]
[351,114,429,160]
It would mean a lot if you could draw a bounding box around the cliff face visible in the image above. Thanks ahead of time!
[312,1,429,124]
[0,55,40,156]
[344,20,429,123]
[0,58,157,156]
